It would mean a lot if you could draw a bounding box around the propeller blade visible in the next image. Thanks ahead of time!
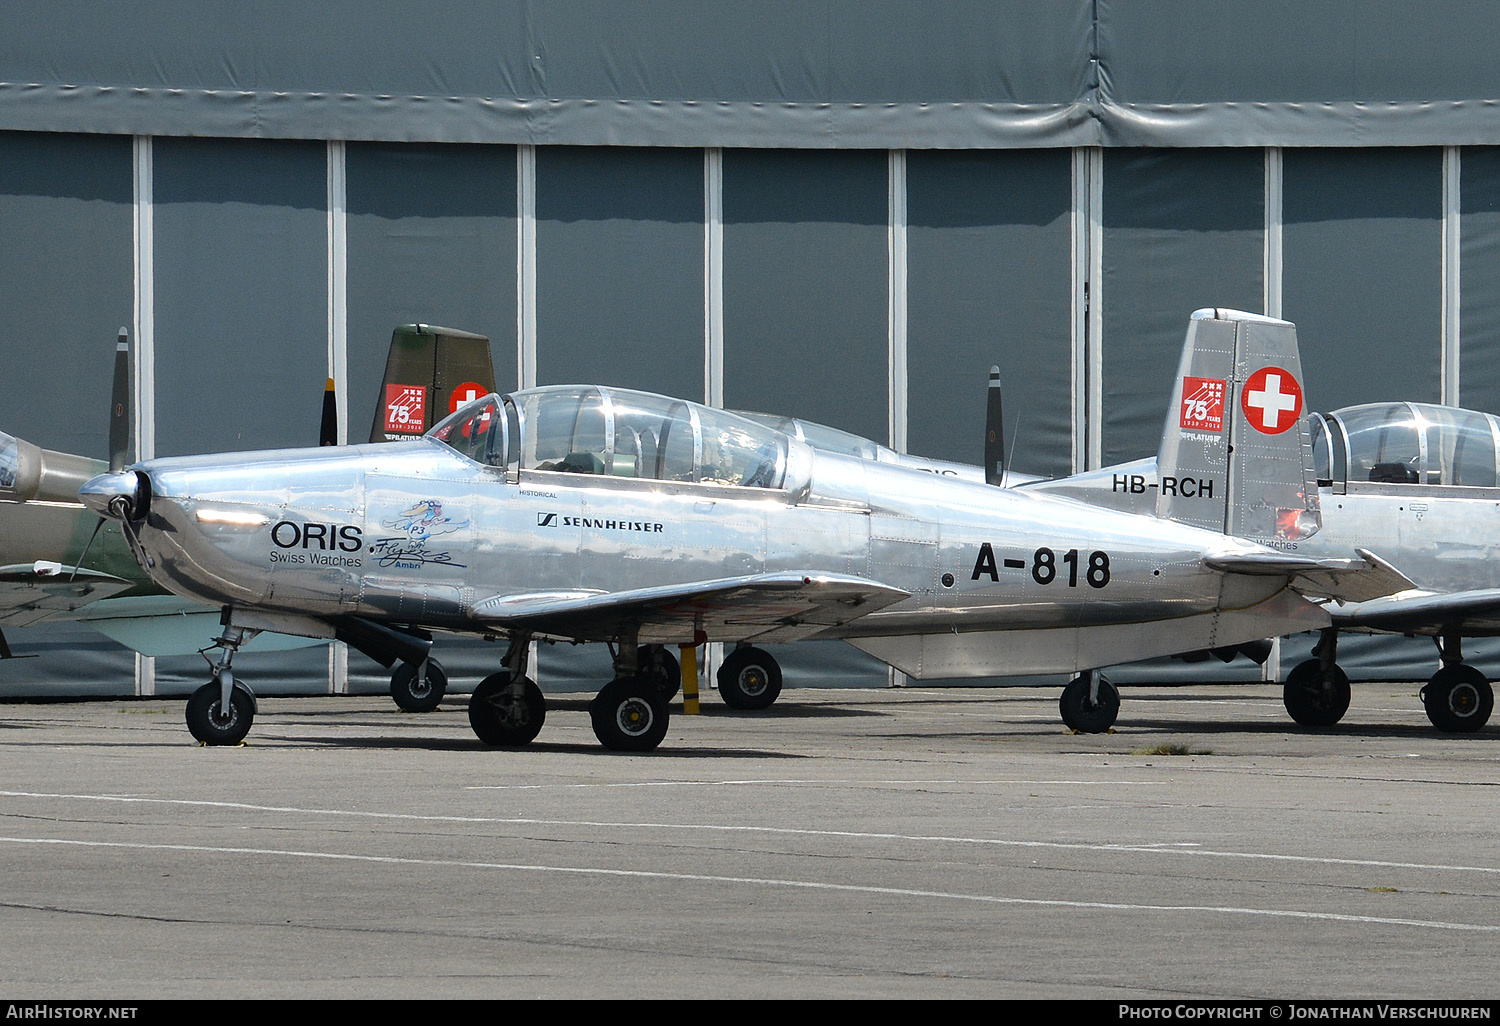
[109,328,131,473]
[320,377,338,446]
[984,365,1004,487]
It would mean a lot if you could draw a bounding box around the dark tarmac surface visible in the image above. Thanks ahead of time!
[1,681,1498,1000]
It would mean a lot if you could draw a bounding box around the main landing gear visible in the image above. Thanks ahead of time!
[1284,629,1494,733]
[1420,635,1493,733]
[464,637,679,752]
[717,644,782,710]
[1282,628,1351,728]
[586,641,672,751]
[1059,670,1119,733]
[185,623,259,746]
[183,622,788,750]
[467,637,546,747]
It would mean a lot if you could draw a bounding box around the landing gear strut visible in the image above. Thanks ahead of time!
[185,623,258,745]
[468,637,545,746]
[642,644,680,701]
[1059,671,1119,733]
[1421,635,1494,733]
[1284,627,1350,728]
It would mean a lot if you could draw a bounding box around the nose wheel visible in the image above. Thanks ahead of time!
[185,675,256,746]
[185,622,258,745]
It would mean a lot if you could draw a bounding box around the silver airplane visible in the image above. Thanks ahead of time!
[80,308,1402,750]
[1032,398,1500,733]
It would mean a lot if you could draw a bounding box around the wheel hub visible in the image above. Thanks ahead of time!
[492,694,531,728]
[617,697,654,736]
[1450,684,1480,717]
[737,667,767,697]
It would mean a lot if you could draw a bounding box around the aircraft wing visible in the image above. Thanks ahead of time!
[1327,588,1500,636]
[1202,547,1416,605]
[0,563,138,627]
[472,572,911,645]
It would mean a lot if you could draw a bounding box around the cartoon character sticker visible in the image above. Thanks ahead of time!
[368,499,469,569]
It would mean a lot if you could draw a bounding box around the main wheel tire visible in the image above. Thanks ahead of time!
[468,671,546,746]
[390,659,448,713]
[717,646,782,710]
[590,676,670,752]
[1422,665,1494,733]
[644,645,681,701]
[185,680,255,746]
[1282,659,1351,728]
[1058,675,1119,733]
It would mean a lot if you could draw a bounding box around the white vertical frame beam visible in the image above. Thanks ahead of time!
[132,137,155,463]
[1264,147,1284,321]
[325,141,349,444]
[888,149,909,454]
[704,147,724,408]
[1072,148,1102,472]
[886,149,910,688]
[516,144,540,679]
[1443,145,1462,406]
[703,148,727,688]
[132,136,156,697]
[517,144,538,390]
[326,140,350,695]
[1263,146,1284,682]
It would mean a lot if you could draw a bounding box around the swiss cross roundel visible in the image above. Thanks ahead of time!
[448,382,487,413]
[1239,366,1304,434]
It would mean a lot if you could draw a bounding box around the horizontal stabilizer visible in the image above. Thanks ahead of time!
[473,572,910,645]
[1202,547,1414,605]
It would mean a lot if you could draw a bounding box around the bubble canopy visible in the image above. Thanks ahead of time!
[1309,402,1500,490]
[428,385,791,490]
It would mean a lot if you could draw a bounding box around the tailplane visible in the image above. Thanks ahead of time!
[1156,308,1321,546]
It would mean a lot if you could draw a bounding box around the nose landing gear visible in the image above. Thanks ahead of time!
[185,623,258,746]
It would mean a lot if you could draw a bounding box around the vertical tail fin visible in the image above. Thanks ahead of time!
[369,324,498,443]
[1156,308,1321,544]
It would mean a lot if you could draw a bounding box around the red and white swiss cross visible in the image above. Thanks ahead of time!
[1239,366,1304,435]
[448,381,488,413]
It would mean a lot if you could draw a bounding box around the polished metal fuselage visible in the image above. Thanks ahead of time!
[119,437,1328,677]
[1026,460,1500,635]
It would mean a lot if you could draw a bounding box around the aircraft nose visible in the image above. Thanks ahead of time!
[80,470,147,521]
